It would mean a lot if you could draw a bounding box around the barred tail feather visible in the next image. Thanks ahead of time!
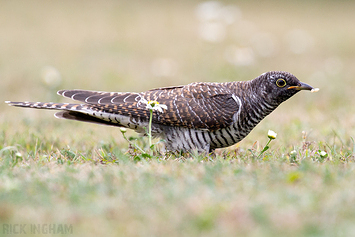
[54,111,122,127]
[6,101,144,130]
[6,101,119,126]
[5,101,81,110]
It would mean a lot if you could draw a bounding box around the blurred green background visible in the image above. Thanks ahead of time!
[1,0,354,149]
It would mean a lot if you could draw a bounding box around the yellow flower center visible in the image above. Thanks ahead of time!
[148,100,159,107]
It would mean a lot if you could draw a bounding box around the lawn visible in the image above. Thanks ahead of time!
[1,1,355,236]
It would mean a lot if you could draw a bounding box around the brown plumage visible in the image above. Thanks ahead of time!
[6,71,316,153]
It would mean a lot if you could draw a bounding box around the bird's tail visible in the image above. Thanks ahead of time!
[5,101,148,132]
[6,101,81,111]
[5,101,124,127]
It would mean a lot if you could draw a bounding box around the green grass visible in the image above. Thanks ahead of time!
[1,0,355,236]
[0,120,354,237]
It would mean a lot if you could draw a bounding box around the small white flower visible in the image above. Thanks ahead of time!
[120,128,127,134]
[319,151,328,158]
[146,100,167,113]
[289,150,297,161]
[267,130,277,140]
[139,98,168,113]
[290,150,297,155]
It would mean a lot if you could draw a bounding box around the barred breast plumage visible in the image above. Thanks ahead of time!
[6,71,316,153]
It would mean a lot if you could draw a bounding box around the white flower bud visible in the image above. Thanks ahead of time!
[267,130,277,140]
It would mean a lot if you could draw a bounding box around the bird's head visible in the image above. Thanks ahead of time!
[257,71,315,104]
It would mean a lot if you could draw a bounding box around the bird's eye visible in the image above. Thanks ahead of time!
[276,79,286,88]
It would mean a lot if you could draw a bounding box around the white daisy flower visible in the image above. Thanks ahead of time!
[267,130,277,140]
[146,100,167,113]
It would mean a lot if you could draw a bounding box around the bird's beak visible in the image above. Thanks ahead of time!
[287,82,314,91]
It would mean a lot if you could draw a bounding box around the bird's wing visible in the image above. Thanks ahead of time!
[143,82,241,130]
[57,82,241,130]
